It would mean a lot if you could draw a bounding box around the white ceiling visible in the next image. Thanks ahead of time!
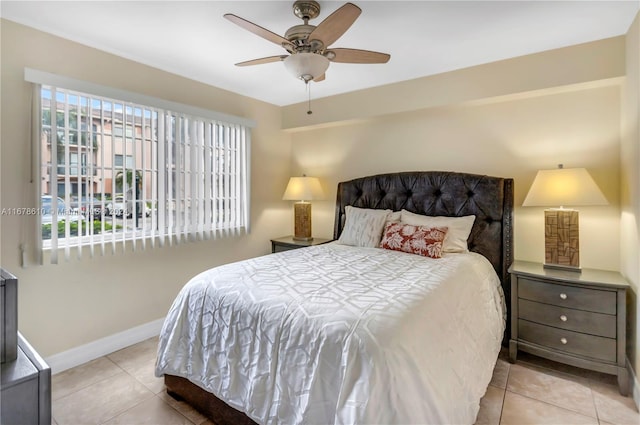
[2,1,638,106]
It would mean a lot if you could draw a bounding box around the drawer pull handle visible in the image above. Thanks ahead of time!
[559,293,568,300]
[560,315,568,322]
[560,337,568,345]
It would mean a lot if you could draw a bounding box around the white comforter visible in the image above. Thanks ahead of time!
[155,242,505,425]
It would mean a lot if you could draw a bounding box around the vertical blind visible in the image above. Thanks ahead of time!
[28,70,252,264]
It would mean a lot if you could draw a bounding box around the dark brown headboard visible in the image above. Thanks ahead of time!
[333,171,514,341]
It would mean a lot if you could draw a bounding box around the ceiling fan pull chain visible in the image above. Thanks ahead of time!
[307,82,313,115]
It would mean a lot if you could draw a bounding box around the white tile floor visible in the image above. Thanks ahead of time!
[476,350,639,425]
[51,337,640,424]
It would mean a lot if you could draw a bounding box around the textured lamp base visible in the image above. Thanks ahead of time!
[293,202,313,241]
[544,209,581,272]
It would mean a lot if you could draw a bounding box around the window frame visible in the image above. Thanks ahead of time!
[27,69,254,263]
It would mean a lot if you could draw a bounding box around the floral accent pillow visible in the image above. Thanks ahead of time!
[379,222,448,258]
[400,210,475,253]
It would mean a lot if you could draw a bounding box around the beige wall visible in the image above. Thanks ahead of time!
[282,36,625,130]
[286,34,635,372]
[0,20,292,357]
[287,40,624,271]
[288,87,622,271]
[621,13,640,384]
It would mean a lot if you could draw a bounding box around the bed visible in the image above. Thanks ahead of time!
[155,171,514,425]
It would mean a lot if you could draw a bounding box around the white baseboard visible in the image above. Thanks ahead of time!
[45,317,165,375]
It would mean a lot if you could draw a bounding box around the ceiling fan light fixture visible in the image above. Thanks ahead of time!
[284,53,329,82]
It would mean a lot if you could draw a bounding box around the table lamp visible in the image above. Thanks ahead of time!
[282,176,324,241]
[523,164,608,271]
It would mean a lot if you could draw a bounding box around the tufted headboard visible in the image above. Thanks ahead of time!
[333,171,514,341]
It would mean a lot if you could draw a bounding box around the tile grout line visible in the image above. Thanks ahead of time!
[587,379,603,424]
[52,356,125,403]
[160,393,202,425]
[504,359,602,423]
[516,358,596,387]
[497,387,506,425]
[106,348,199,425]
[54,355,155,425]
[98,353,161,425]
[506,389,600,422]
[497,361,509,425]
[96,390,157,425]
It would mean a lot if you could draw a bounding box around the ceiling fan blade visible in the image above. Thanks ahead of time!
[329,48,390,64]
[313,73,326,82]
[235,55,288,67]
[307,3,361,47]
[224,14,291,48]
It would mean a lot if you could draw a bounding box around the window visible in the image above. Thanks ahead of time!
[30,70,253,263]
[114,154,134,168]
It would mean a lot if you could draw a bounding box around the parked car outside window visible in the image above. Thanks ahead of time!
[105,196,126,217]
[69,196,104,218]
[41,195,80,224]
[105,195,150,218]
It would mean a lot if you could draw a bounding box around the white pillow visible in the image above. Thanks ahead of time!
[388,211,402,222]
[338,206,392,247]
[400,210,476,253]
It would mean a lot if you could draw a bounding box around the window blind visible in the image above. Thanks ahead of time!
[27,70,252,264]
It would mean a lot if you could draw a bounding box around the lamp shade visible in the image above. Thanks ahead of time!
[282,176,324,201]
[523,167,608,207]
[283,53,329,82]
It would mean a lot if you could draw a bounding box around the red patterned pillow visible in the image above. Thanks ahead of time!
[379,222,448,258]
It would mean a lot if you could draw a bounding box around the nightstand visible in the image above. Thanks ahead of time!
[270,236,332,253]
[1,333,51,425]
[509,260,629,395]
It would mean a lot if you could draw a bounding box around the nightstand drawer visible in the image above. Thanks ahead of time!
[273,244,298,253]
[519,319,616,362]
[519,278,616,314]
[519,299,616,338]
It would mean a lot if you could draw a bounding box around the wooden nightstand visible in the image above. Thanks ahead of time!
[270,236,332,253]
[509,260,629,395]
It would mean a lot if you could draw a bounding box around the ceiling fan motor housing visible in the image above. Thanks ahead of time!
[285,24,315,43]
[285,24,325,52]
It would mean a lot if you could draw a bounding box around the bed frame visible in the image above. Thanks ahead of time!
[165,171,514,425]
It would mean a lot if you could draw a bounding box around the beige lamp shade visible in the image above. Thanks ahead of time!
[282,176,323,241]
[523,166,607,207]
[282,176,324,201]
[523,165,607,272]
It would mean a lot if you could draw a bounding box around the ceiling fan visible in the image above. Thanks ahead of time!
[224,1,391,84]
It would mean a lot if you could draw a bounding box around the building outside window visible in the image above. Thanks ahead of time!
[34,78,252,262]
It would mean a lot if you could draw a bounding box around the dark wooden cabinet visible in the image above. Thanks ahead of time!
[509,261,629,395]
